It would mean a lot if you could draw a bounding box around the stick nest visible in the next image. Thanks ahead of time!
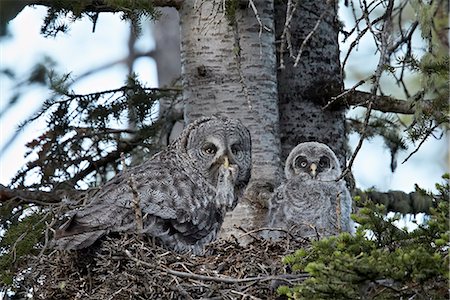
[22,233,309,299]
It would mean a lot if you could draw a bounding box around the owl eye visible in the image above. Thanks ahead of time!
[319,156,330,168]
[202,143,217,155]
[294,155,308,169]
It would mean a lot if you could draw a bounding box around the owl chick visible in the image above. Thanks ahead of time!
[54,116,252,255]
[265,142,352,239]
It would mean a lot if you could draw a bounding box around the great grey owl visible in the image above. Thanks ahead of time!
[264,142,352,239]
[54,116,252,255]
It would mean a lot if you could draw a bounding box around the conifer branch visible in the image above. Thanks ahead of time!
[354,189,435,214]
[31,0,184,10]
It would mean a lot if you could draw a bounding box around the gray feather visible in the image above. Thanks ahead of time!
[54,116,252,254]
[264,142,352,240]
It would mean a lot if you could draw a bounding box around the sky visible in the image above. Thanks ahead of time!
[0,5,447,194]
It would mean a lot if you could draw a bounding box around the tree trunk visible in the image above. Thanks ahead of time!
[152,7,181,88]
[179,0,281,238]
[275,1,347,168]
[151,7,184,146]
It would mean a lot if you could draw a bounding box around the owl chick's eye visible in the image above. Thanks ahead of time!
[202,143,217,155]
[319,156,330,168]
[294,155,308,169]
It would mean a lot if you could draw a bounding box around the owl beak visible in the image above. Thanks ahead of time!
[310,163,317,178]
[223,156,229,168]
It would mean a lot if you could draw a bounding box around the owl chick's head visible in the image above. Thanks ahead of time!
[285,142,341,181]
[176,116,252,192]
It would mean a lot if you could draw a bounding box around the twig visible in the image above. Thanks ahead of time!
[39,213,57,258]
[401,124,440,164]
[230,289,262,300]
[121,153,144,233]
[279,0,297,69]
[323,78,369,110]
[293,0,331,67]
[339,95,374,181]
[124,250,308,284]
[172,277,194,300]
[248,0,272,59]
[238,226,294,239]
[248,0,271,36]
[340,0,395,180]
[11,232,27,262]
[109,283,133,300]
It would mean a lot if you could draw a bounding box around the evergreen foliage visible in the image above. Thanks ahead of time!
[0,67,178,290]
[278,174,449,299]
[9,68,178,190]
[0,210,49,287]
[39,0,160,37]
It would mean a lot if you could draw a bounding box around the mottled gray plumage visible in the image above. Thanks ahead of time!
[54,116,252,254]
[265,142,352,239]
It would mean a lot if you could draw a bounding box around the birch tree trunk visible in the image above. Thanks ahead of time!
[275,1,348,167]
[179,0,281,236]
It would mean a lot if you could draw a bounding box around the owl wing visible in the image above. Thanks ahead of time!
[53,171,143,250]
[54,156,223,253]
[137,160,224,253]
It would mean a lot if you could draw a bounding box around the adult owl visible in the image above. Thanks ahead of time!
[54,116,252,255]
[265,142,352,239]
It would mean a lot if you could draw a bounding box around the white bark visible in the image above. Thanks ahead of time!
[179,0,281,236]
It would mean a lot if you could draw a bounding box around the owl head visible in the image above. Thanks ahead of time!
[173,115,252,192]
[284,142,341,181]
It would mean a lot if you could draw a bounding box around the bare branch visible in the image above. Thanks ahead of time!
[340,0,396,179]
[336,90,440,115]
[401,124,441,164]
[293,2,329,67]
[0,184,78,205]
[124,250,309,284]
[323,79,368,110]
[278,0,297,70]
[340,100,373,180]
[68,141,136,186]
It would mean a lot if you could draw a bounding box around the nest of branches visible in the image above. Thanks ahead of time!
[21,232,309,299]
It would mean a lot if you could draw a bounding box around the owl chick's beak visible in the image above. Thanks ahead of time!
[310,163,317,178]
